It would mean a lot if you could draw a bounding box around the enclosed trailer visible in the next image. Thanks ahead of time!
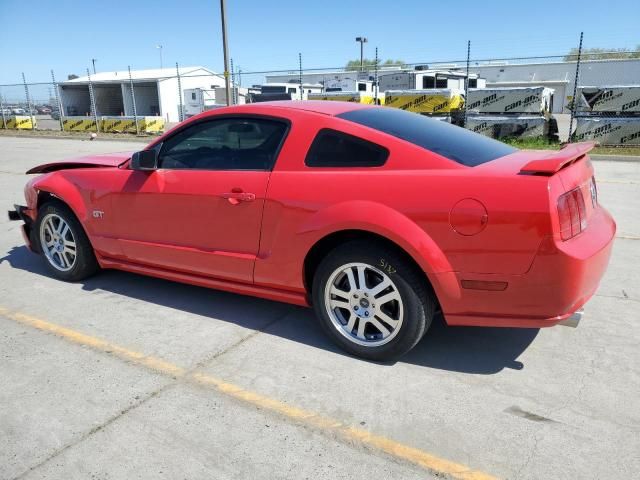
[307,91,383,104]
[379,70,484,92]
[577,85,640,113]
[466,87,554,114]
[574,117,640,145]
[249,83,323,102]
[324,79,376,94]
[183,88,217,117]
[384,89,464,114]
[465,115,549,139]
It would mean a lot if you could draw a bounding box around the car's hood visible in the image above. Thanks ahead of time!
[26,151,134,174]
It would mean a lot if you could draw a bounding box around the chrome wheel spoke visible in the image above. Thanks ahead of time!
[369,277,391,296]
[59,223,70,239]
[376,290,401,307]
[330,297,350,310]
[356,318,367,340]
[345,313,357,332]
[376,311,399,329]
[356,265,367,290]
[369,317,391,337]
[57,251,68,268]
[330,285,348,299]
[63,251,74,266]
[345,268,357,292]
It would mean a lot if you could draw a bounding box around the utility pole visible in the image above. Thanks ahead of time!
[298,53,303,100]
[156,45,163,69]
[220,0,231,106]
[91,58,97,74]
[355,37,368,71]
[230,57,235,105]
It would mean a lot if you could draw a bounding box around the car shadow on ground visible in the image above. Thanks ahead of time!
[1,245,539,374]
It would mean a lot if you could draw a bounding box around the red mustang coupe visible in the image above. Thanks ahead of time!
[9,101,615,360]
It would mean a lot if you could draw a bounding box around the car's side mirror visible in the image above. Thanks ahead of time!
[130,150,158,171]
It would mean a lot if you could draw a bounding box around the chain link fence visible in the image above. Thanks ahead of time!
[1,35,639,146]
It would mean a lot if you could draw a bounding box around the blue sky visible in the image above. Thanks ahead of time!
[0,0,637,86]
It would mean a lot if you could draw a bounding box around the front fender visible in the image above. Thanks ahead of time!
[32,173,89,223]
[299,200,453,274]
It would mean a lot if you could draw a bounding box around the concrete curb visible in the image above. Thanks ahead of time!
[0,132,150,143]
[590,154,640,163]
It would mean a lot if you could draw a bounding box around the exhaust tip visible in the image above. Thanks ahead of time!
[558,309,583,328]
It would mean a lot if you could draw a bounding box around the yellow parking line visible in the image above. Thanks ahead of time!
[1,306,496,480]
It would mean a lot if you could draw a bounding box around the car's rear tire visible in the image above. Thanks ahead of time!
[34,201,99,282]
[312,241,434,361]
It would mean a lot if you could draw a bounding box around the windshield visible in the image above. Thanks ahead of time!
[337,107,517,166]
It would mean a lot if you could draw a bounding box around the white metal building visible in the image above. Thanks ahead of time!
[59,66,225,122]
[266,59,640,114]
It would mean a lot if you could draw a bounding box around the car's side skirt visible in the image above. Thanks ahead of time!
[97,255,310,307]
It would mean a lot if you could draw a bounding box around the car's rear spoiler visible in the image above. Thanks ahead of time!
[519,142,596,175]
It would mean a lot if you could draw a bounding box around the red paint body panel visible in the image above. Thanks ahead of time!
[26,152,132,174]
[20,102,616,328]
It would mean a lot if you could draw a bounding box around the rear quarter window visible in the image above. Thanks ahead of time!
[305,128,389,167]
[337,108,517,166]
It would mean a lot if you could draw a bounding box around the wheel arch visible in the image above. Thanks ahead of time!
[33,185,95,252]
[297,200,454,304]
[303,229,440,308]
[33,174,89,222]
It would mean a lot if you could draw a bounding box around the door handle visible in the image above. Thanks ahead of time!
[221,191,256,205]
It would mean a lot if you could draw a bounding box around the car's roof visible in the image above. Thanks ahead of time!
[235,100,374,116]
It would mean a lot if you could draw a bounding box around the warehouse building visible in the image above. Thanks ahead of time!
[59,66,225,122]
[266,58,640,114]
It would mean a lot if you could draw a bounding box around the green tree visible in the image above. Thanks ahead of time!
[563,46,640,61]
[345,58,406,71]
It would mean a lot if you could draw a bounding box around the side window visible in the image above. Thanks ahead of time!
[305,129,389,168]
[422,76,435,89]
[435,77,448,88]
[468,78,477,88]
[158,117,288,171]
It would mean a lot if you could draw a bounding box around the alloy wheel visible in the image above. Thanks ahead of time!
[324,262,404,347]
[39,213,77,272]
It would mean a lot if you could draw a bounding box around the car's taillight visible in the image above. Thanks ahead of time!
[558,186,587,241]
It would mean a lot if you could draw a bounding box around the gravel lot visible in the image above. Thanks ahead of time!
[1,136,638,480]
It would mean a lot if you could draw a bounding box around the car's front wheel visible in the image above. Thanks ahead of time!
[35,201,99,281]
[312,241,434,361]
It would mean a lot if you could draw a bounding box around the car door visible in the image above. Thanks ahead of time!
[110,116,289,283]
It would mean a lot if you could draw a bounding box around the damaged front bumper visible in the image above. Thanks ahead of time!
[8,205,37,252]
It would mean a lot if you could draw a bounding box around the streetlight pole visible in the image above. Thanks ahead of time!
[219,0,231,106]
[355,37,368,71]
[91,58,97,74]
[156,45,163,69]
